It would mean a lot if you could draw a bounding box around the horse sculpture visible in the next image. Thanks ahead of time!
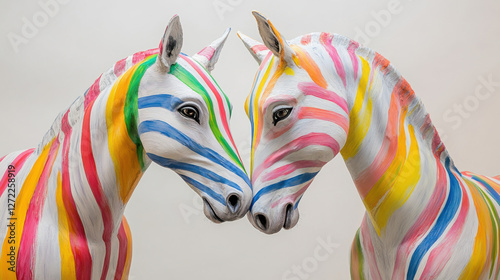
[238,11,500,279]
[0,15,252,279]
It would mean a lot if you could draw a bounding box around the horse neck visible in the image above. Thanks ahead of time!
[335,47,454,237]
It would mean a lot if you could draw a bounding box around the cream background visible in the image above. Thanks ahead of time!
[1,0,499,279]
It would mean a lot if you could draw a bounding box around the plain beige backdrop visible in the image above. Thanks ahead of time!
[1,0,499,279]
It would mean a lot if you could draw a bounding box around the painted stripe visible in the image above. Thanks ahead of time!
[180,175,226,205]
[407,159,462,280]
[147,154,242,192]
[137,94,182,111]
[18,138,59,280]
[320,32,346,87]
[82,99,113,280]
[138,120,250,187]
[170,59,243,170]
[0,149,34,197]
[56,172,76,279]
[251,172,319,208]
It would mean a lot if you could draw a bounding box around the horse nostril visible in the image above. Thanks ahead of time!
[255,214,268,231]
[227,194,241,214]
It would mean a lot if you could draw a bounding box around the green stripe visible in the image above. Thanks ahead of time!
[352,228,365,279]
[124,54,157,171]
[170,62,243,170]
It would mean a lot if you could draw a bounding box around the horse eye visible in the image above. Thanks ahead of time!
[178,106,200,124]
[272,107,292,126]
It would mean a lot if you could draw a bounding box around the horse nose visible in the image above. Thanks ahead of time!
[227,194,241,214]
[254,213,269,231]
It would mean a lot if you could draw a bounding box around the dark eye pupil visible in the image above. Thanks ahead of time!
[179,106,200,123]
[273,107,292,126]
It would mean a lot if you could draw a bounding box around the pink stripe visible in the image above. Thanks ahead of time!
[301,34,311,45]
[320,33,346,87]
[60,111,92,280]
[0,149,34,197]
[114,58,127,77]
[391,158,447,279]
[132,48,159,64]
[253,133,339,184]
[180,55,242,162]
[271,182,311,208]
[298,107,349,134]
[84,74,102,108]
[18,139,60,280]
[347,40,359,80]
[82,100,113,280]
[263,160,326,183]
[298,82,348,114]
[251,44,268,53]
[360,218,382,280]
[0,155,6,162]
[420,175,470,279]
[197,46,216,60]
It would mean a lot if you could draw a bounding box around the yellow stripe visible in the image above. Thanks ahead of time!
[363,107,408,233]
[373,124,421,233]
[122,217,133,280]
[105,64,143,204]
[341,57,372,159]
[56,171,76,279]
[250,56,275,173]
[459,179,490,279]
[0,139,54,279]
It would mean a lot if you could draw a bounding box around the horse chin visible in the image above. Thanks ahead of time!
[202,198,224,224]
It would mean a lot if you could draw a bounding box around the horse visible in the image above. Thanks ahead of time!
[0,15,252,280]
[238,11,500,279]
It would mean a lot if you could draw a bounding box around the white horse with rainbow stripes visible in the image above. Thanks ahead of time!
[239,11,500,279]
[0,15,252,279]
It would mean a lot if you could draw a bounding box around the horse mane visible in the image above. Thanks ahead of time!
[38,48,160,152]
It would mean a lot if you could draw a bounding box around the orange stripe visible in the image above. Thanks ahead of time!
[290,45,328,89]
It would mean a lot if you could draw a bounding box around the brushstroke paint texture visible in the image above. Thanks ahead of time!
[242,29,500,279]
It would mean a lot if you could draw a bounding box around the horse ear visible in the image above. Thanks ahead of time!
[157,15,183,72]
[252,11,294,66]
[192,28,230,72]
[237,31,270,64]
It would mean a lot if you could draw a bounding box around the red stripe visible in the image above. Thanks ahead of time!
[18,140,59,280]
[298,107,349,134]
[82,100,113,280]
[114,221,128,280]
[60,111,92,280]
[0,149,34,197]
[181,55,241,161]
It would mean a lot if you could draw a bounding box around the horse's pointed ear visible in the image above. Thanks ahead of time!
[192,28,230,72]
[237,31,269,64]
[157,15,183,72]
[252,11,294,66]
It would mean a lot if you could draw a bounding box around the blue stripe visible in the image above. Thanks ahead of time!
[138,120,251,187]
[407,158,462,280]
[147,153,242,192]
[472,175,500,205]
[179,175,226,206]
[251,172,318,209]
[137,94,183,111]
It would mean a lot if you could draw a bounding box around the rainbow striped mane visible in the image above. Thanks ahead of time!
[239,12,500,279]
[0,16,251,280]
